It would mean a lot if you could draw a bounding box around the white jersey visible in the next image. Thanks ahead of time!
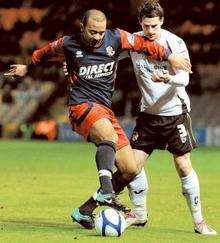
[129,29,191,116]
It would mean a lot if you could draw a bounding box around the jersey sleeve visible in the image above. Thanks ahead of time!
[117,29,171,61]
[31,37,65,64]
[166,36,190,87]
[27,37,65,74]
[169,37,190,59]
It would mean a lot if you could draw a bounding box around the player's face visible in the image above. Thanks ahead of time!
[82,18,106,48]
[139,16,163,41]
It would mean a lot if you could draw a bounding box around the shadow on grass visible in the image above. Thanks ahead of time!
[0,218,91,234]
[149,225,192,235]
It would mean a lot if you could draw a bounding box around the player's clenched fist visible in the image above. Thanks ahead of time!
[4,64,28,77]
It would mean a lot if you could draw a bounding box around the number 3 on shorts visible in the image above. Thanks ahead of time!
[177,124,187,143]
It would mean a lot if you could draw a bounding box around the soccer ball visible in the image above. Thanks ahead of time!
[94,208,126,237]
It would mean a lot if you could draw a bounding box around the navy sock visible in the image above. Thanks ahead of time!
[79,140,116,215]
[96,140,116,194]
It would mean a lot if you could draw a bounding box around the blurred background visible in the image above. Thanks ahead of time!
[0,0,219,146]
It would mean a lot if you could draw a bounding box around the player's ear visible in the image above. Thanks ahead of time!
[80,23,84,32]
[138,17,142,26]
[160,17,164,25]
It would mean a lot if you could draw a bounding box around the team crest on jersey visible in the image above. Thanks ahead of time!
[178,39,183,45]
[127,33,135,46]
[131,131,139,142]
[76,50,83,58]
[106,46,115,57]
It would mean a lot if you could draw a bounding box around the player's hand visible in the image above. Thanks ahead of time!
[152,70,171,83]
[4,64,28,77]
[167,54,192,73]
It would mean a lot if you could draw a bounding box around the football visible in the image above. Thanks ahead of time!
[94,208,126,237]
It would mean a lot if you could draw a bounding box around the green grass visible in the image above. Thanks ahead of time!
[0,140,219,242]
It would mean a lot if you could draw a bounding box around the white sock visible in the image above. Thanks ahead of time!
[127,168,148,220]
[181,169,203,224]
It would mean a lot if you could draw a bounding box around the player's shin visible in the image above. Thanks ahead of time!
[181,169,203,224]
[126,168,148,225]
[112,170,135,194]
[77,140,116,216]
[96,140,116,194]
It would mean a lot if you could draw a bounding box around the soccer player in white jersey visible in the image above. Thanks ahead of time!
[125,0,217,235]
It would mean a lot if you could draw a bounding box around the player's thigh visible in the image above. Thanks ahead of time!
[89,118,118,144]
[111,115,130,151]
[133,149,149,171]
[168,113,197,155]
[115,145,139,178]
[173,152,192,177]
[130,113,157,155]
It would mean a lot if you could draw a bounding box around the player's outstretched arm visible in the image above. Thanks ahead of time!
[118,29,166,60]
[4,37,65,78]
[4,64,27,77]
[118,29,192,73]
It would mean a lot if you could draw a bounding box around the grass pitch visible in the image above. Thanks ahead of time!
[0,140,219,243]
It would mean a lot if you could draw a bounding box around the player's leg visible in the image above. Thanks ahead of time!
[169,113,216,235]
[125,113,157,227]
[174,152,216,235]
[108,112,140,195]
[71,104,139,228]
[70,104,119,228]
[72,117,118,229]
[88,108,140,206]
[112,145,140,194]
[126,149,149,227]
[174,153,201,222]
[90,117,118,195]
[77,114,141,212]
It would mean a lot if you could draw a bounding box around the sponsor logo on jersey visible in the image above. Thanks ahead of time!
[106,46,115,57]
[136,58,168,74]
[177,39,183,45]
[79,61,115,79]
[76,50,83,58]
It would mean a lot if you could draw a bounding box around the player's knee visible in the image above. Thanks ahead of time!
[110,132,118,144]
[179,163,192,176]
[136,164,144,174]
[102,131,118,144]
[175,153,192,176]
[122,165,139,182]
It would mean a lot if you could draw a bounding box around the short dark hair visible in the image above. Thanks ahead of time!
[138,0,164,20]
[81,9,106,26]
[82,10,90,26]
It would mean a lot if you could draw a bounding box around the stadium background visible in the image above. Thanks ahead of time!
[0,1,220,242]
[0,0,220,144]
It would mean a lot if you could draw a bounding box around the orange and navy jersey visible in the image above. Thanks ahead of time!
[31,29,170,108]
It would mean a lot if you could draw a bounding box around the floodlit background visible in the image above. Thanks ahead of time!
[0,0,219,145]
[0,1,220,242]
